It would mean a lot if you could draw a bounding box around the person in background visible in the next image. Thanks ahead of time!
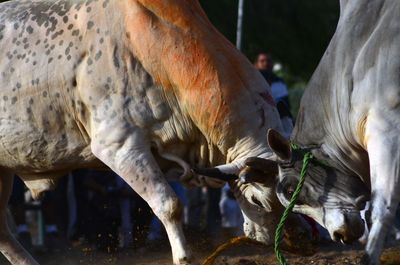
[394,205,400,240]
[41,176,69,251]
[70,169,154,250]
[8,177,32,249]
[254,52,290,108]
[254,52,293,138]
[205,187,221,238]
[219,184,243,238]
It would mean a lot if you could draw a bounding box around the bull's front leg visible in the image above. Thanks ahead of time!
[91,122,191,265]
[363,118,400,265]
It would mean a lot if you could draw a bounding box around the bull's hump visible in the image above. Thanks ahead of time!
[0,0,112,44]
[0,0,115,171]
[0,0,113,101]
[1,1,75,23]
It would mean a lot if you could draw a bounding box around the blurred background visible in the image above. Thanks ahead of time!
[200,0,339,116]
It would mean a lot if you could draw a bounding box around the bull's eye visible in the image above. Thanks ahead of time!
[284,186,295,200]
[251,195,264,208]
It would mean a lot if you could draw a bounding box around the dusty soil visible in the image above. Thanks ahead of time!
[1,239,399,265]
[211,242,400,265]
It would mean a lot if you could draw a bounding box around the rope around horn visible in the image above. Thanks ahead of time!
[274,149,313,265]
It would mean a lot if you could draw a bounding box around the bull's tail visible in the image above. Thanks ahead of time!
[153,140,192,181]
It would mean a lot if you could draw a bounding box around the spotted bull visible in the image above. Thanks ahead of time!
[247,1,400,264]
[0,0,296,264]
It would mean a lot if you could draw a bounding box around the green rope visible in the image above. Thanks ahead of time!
[274,150,313,265]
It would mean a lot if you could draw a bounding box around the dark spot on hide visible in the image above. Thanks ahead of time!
[87,21,94,30]
[26,26,34,34]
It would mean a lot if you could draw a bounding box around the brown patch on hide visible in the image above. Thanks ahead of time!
[122,0,268,149]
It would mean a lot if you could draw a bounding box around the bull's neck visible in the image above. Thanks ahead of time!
[120,0,282,162]
[293,94,370,181]
[339,0,386,23]
[291,1,383,180]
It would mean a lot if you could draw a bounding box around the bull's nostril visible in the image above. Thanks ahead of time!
[251,195,264,208]
[334,231,355,244]
[333,231,344,243]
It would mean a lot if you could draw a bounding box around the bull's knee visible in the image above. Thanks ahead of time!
[156,197,183,223]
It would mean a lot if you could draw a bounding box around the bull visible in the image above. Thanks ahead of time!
[241,1,399,264]
[0,0,300,264]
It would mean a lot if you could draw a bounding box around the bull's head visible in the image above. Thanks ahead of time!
[198,129,371,244]
[253,129,370,244]
[194,149,311,245]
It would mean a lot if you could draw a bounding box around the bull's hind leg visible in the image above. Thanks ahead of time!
[0,173,38,265]
[92,132,191,265]
[363,117,400,265]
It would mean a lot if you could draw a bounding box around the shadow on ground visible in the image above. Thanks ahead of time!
[0,236,400,265]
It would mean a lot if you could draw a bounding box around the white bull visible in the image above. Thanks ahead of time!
[247,1,400,264]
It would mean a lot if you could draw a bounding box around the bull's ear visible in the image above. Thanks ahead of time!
[267,129,291,161]
[244,157,278,174]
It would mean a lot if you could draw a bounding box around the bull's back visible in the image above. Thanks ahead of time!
[350,1,400,103]
[0,0,107,173]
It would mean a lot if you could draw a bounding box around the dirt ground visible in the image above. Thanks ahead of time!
[210,242,400,265]
[1,238,399,265]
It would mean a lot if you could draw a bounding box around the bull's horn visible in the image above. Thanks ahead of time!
[355,195,369,210]
[194,163,239,182]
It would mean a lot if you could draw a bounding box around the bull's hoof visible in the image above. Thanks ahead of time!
[360,253,371,265]
[360,253,380,265]
[176,256,195,265]
[281,230,316,256]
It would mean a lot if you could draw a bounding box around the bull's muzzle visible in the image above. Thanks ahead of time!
[331,213,365,244]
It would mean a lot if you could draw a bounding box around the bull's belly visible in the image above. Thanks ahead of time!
[0,117,101,175]
[0,117,105,199]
